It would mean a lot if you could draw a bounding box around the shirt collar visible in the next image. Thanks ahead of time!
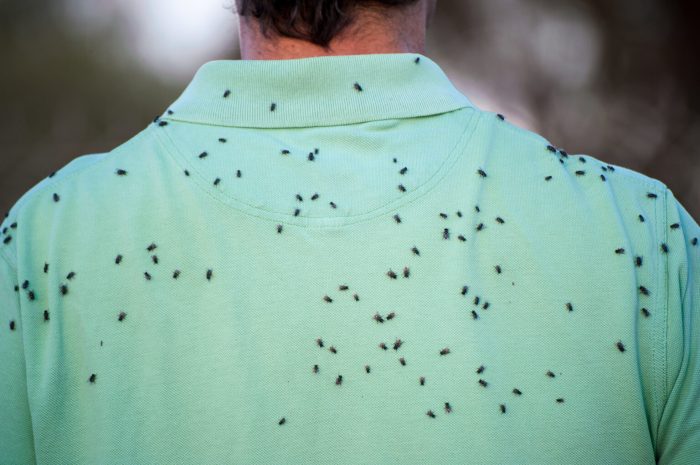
[163,52,475,128]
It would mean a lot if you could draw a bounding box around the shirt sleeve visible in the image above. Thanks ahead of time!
[0,252,37,465]
[655,188,700,464]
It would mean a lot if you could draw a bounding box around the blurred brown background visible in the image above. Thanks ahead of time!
[1,0,698,218]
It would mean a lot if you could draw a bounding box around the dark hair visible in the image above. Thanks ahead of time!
[235,0,421,48]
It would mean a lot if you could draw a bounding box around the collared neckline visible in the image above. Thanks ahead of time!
[162,52,475,128]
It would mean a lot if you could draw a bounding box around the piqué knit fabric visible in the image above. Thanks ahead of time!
[0,53,698,465]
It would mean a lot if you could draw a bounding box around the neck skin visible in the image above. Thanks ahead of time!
[237,0,436,60]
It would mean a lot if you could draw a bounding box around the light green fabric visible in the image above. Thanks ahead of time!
[0,53,698,465]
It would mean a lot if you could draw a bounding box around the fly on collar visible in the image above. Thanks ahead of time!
[161,52,475,128]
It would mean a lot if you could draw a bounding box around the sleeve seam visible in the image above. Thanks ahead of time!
[0,248,17,272]
[658,186,670,443]
[0,233,37,463]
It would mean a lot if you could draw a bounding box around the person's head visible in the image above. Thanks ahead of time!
[233,0,438,59]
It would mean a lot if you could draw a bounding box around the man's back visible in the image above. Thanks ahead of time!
[1,53,698,464]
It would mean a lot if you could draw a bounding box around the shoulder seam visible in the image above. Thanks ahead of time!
[611,167,667,192]
[492,112,551,146]
[1,125,156,234]
[493,116,671,193]
[0,152,112,270]
[1,152,109,225]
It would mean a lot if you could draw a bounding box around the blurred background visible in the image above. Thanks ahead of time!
[1,0,698,218]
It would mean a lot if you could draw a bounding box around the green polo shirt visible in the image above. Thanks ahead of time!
[1,53,698,465]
